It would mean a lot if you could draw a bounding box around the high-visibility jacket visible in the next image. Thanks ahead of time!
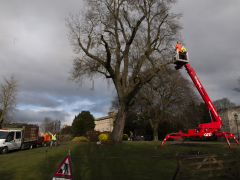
[176,43,182,52]
[51,134,57,140]
[181,46,187,53]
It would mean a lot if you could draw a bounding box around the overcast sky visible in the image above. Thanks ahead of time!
[0,0,239,127]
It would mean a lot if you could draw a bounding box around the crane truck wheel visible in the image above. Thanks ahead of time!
[1,147,8,154]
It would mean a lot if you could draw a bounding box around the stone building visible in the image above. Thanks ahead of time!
[94,112,116,132]
[218,106,240,141]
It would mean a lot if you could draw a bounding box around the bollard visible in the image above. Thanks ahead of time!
[45,150,48,179]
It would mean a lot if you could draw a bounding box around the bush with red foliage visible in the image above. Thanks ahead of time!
[86,130,100,141]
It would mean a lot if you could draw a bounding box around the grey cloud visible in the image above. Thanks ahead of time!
[72,99,113,115]
[17,91,61,108]
[13,109,72,126]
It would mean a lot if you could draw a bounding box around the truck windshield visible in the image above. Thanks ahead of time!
[0,131,10,139]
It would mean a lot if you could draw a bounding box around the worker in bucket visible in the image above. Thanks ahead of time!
[181,46,187,60]
[49,131,57,148]
[175,41,182,52]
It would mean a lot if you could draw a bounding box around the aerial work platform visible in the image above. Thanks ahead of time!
[172,49,189,70]
[160,48,240,149]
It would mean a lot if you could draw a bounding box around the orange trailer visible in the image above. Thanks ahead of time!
[41,134,52,147]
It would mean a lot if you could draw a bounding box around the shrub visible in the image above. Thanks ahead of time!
[72,136,90,142]
[59,135,66,141]
[123,134,128,141]
[63,135,73,141]
[98,134,110,141]
[86,130,100,141]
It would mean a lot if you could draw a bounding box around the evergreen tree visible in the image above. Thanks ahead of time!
[61,126,72,135]
[71,111,95,137]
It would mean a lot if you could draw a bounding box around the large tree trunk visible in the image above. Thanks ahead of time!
[0,120,3,129]
[153,126,158,141]
[111,103,128,143]
[149,120,159,142]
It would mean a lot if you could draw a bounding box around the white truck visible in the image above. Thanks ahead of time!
[0,123,42,154]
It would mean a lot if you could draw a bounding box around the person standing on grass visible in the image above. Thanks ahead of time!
[49,131,57,148]
[130,131,133,141]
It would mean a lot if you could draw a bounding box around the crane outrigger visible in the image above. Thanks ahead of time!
[161,50,240,150]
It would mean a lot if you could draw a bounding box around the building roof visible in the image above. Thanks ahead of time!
[94,112,117,121]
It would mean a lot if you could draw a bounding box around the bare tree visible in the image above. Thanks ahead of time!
[52,119,61,139]
[233,77,240,92]
[54,119,61,138]
[132,66,200,141]
[66,0,182,143]
[40,117,61,134]
[0,74,19,127]
[40,117,53,133]
[213,97,236,110]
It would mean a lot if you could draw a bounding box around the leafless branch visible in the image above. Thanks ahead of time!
[0,74,19,125]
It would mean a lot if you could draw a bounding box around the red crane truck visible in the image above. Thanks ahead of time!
[161,49,240,150]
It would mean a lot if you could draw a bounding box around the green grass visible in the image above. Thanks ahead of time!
[0,141,239,180]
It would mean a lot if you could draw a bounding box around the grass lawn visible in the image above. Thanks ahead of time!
[0,141,239,180]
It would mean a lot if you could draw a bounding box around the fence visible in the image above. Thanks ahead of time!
[172,150,239,180]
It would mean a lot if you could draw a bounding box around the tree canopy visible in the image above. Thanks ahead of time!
[233,77,240,93]
[128,66,201,140]
[213,97,236,110]
[66,0,183,143]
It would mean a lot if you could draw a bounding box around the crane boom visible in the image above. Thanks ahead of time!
[185,63,222,130]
